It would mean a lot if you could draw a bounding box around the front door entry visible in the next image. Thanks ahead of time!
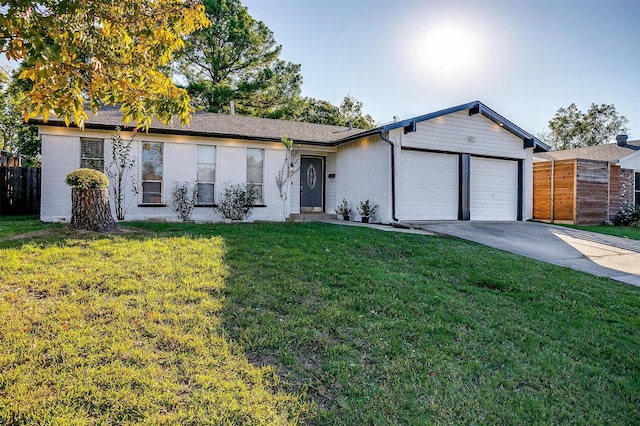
[300,157,323,213]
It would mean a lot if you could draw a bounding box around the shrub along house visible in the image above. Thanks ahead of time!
[35,101,548,224]
[533,135,640,224]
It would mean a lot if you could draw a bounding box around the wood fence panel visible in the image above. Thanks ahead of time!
[533,162,552,221]
[552,160,576,222]
[533,159,619,225]
[0,167,41,215]
[0,151,22,167]
[575,160,609,224]
[609,165,621,221]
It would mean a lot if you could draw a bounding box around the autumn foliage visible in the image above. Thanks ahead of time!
[0,1,210,129]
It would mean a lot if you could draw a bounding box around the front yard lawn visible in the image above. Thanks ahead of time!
[561,224,640,241]
[1,219,638,425]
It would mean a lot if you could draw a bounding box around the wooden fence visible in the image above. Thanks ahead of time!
[0,167,41,215]
[533,159,619,224]
[0,150,23,167]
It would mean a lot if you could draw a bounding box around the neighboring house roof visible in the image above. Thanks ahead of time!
[383,100,550,152]
[534,140,640,162]
[33,100,548,150]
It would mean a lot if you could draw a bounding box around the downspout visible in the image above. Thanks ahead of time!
[379,131,399,222]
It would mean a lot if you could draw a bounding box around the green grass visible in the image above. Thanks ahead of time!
[0,215,61,241]
[559,223,640,240]
[1,219,639,425]
[0,225,308,424]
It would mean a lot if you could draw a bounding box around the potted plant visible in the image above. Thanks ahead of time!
[358,199,378,223]
[335,198,352,221]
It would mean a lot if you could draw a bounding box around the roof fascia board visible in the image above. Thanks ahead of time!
[382,101,550,152]
[618,149,640,164]
[34,119,342,147]
[475,103,550,151]
[381,101,478,133]
[331,129,384,146]
[33,102,552,152]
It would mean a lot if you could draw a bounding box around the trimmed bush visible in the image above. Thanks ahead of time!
[170,181,197,222]
[65,168,109,190]
[217,183,259,221]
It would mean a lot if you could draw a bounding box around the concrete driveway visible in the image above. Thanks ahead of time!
[406,221,640,287]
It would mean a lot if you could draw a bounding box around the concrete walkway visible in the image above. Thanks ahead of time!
[405,221,640,287]
[320,218,434,235]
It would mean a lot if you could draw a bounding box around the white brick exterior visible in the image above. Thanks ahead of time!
[325,152,337,213]
[335,135,392,223]
[38,105,537,224]
[39,126,333,223]
[41,134,79,222]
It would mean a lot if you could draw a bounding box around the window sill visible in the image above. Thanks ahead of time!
[252,204,267,208]
[138,204,166,207]
[195,204,217,208]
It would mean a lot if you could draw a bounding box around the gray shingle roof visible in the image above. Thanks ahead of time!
[34,110,376,145]
[534,141,640,162]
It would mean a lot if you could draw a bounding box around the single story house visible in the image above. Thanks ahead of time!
[533,136,640,224]
[36,100,548,224]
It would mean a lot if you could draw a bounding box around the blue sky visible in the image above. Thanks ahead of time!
[243,0,640,140]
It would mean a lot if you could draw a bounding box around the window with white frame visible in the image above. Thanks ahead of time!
[141,142,163,204]
[247,148,264,204]
[196,145,216,205]
[80,138,104,171]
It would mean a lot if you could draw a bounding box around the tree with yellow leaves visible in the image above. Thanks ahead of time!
[0,1,210,129]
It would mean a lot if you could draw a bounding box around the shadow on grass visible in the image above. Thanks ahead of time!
[0,221,312,424]
[1,219,639,425]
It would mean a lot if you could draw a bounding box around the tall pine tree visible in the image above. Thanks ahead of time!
[175,0,302,118]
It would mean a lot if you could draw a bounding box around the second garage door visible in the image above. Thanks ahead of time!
[470,157,518,221]
[397,151,459,220]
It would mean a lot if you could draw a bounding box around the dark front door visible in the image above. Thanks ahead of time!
[300,157,323,212]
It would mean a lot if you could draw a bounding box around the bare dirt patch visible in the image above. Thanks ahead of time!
[1,226,149,243]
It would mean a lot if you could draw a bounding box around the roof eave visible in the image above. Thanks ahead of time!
[331,129,384,146]
[618,149,640,163]
[34,118,344,147]
[381,101,550,152]
[381,101,479,133]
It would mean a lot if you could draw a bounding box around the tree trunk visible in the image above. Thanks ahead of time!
[70,187,120,232]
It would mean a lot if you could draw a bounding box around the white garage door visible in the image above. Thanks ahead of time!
[398,151,458,220]
[470,157,518,221]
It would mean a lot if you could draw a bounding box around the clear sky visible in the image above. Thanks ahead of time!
[243,0,640,140]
